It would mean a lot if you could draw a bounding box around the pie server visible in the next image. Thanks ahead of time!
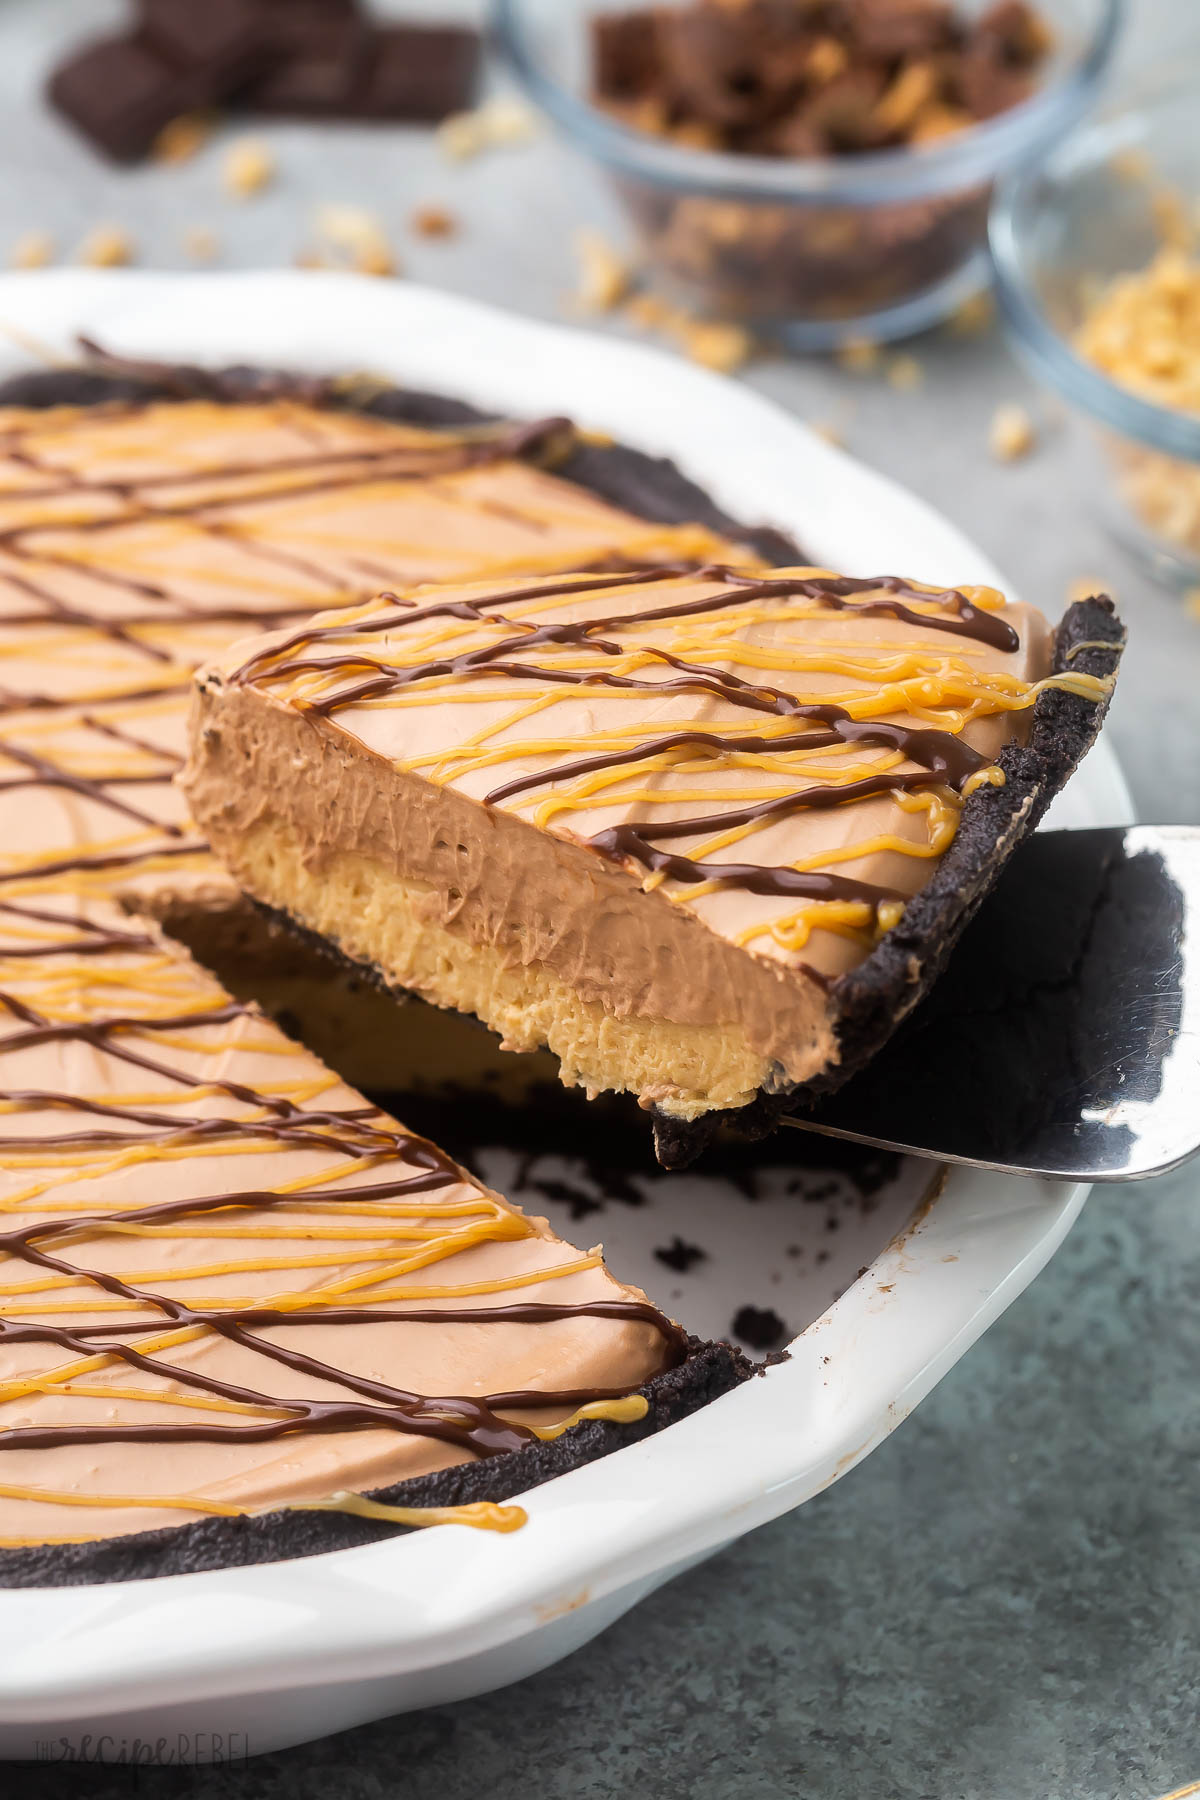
[782,826,1200,1182]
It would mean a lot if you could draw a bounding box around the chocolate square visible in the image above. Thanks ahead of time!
[357,26,480,122]
[138,0,268,79]
[246,16,371,116]
[46,33,213,163]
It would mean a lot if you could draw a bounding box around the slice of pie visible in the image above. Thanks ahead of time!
[185,565,1123,1166]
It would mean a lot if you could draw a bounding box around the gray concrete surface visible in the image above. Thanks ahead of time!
[6,2,1200,1795]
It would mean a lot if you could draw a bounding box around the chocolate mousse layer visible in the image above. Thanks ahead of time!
[184,568,1122,1157]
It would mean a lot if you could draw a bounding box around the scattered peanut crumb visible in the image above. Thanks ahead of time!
[623,291,674,331]
[481,98,540,147]
[223,138,275,199]
[947,290,995,337]
[835,335,881,374]
[886,354,924,391]
[808,418,846,449]
[1152,186,1194,253]
[354,242,398,278]
[1111,147,1152,185]
[9,230,54,270]
[311,206,400,278]
[182,226,219,264]
[410,205,458,240]
[153,113,213,166]
[615,279,756,372]
[436,98,540,162]
[76,225,135,268]
[679,319,753,373]
[573,228,632,313]
[436,113,485,162]
[989,403,1036,461]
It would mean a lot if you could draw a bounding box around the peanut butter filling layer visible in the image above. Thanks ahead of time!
[186,566,1108,1117]
[0,391,745,1551]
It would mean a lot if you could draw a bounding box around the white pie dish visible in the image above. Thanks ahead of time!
[0,269,1131,1763]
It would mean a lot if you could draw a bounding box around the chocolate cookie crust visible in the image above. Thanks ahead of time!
[0,1339,752,1589]
[652,593,1125,1165]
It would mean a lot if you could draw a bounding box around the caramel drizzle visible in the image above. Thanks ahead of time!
[0,965,684,1483]
[0,393,720,1542]
[234,564,1090,944]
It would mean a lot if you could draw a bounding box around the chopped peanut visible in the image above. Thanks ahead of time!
[806,37,848,84]
[989,403,1036,461]
[1076,248,1200,414]
[182,226,219,264]
[9,231,54,270]
[154,113,213,166]
[679,319,753,372]
[573,229,633,312]
[483,98,540,146]
[437,98,539,162]
[624,291,674,330]
[411,205,458,239]
[808,418,847,449]
[886,354,924,391]
[312,206,399,278]
[874,60,938,135]
[223,138,275,199]
[947,290,995,337]
[835,335,881,374]
[76,225,134,268]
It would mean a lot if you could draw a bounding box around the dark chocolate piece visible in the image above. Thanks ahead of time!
[732,1305,788,1352]
[357,26,480,123]
[593,10,664,102]
[139,0,268,85]
[246,14,371,116]
[246,19,478,123]
[46,33,215,164]
[655,1237,708,1273]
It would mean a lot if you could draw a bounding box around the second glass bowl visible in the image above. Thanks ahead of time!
[991,71,1200,588]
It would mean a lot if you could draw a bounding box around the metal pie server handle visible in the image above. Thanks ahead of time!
[782,826,1200,1183]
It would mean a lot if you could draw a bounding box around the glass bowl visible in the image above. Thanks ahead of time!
[991,70,1200,588]
[493,0,1124,351]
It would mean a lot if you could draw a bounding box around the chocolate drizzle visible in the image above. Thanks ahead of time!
[0,982,686,1466]
[235,563,1014,907]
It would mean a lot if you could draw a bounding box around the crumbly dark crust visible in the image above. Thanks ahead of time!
[0,1339,753,1589]
[652,595,1126,1165]
[0,353,776,1587]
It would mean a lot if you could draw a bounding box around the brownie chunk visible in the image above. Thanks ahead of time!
[139,0,269,81]
[47,33,217,163]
